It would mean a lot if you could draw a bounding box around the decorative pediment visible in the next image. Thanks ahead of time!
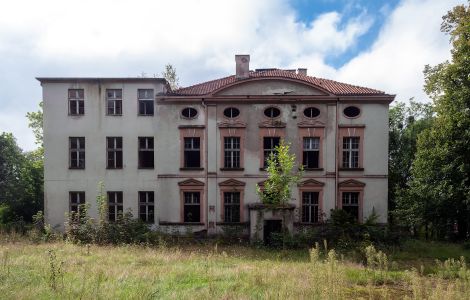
[217,121,247,128]
[178,179,205,186]
[338,179,366,187]
[257,180,267,187]
[258,120,286,128]
[219,179,246,187]
[298,179,325,187]
[297,120,326,128]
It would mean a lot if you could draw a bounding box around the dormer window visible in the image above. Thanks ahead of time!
[264,107,280,118]
[181,107,198,119]
[223,107,240,118]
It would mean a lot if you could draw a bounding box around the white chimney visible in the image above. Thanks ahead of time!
[235,55,250,79]
[298,68,307,76]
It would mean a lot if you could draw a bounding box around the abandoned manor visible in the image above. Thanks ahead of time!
[37,55,395,239]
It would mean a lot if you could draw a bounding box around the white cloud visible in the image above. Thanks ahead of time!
[0,0,464,150]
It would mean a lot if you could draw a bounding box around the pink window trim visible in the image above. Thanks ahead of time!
[298,127,325,169]
[179,127,205,169]
[219,179,245,223]
[178,179,205,224]
[338,127,364,168]
[337,179,365,223]
[219,128,246,169]
[258,128,286,169]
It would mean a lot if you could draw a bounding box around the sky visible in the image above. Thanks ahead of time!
[0,0,465,151]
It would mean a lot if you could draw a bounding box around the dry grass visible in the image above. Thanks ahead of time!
[0,238,468,299]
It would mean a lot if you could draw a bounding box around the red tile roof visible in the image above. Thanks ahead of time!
[171,69,385,96]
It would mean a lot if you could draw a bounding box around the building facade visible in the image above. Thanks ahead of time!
[38,55,394,234]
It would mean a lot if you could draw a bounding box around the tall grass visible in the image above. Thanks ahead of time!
[0,238,469,299]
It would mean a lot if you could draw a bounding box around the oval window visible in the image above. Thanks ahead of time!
[223,107,240,118]
[343,106,360,118]
[264,107,281,118]
[181,107,198,119]
[303,107,320,118]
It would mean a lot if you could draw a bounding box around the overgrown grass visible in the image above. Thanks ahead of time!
[0,237,469,299]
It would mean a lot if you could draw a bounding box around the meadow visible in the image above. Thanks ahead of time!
[0,236,469,299]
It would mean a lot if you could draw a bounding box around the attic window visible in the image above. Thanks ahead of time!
[223,107,240,118]
[264,107,280,118]
[343,106,361,118]
[304,107,320,118]
[181,107,198,119]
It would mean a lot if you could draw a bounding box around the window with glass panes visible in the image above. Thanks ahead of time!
[263,137,280,167]
[183,192,200,222]
[68,89,84,115]
[106,89,122,115]
[342,137,360,168]
[69,137,85,169]
[138,89,154,115]
[138,137,154,168]
[106,137,122,169]
[342,192,359,220]
[69,192,85,214]
[303,137,320,168]
[139,191,155,223]
[302,192,319,223]
[224,192,240,223]
[224,137,240,168]
[108,191,123,222]
[184,137,201,168]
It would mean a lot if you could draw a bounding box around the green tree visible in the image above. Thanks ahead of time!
[404,2,470,239]
[26,101,44,152]
[256,140,303,205]
[162,64,180,91]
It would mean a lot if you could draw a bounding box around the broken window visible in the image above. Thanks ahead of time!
[138,137,154,169]
[342,192,359,221]
[342,137,360,168]
[263,137,280,167]
[184,137,200,168]
[106,137,123,169]
[69,191,85,214]
[69,137,85,169]
[68,89,84,115]
[224,137,240,168]
[138,89,154,116]
[183,192,200,223]
[106,89,122,115]
[224,192,240,223]
[302,192,319,223]
[108,191,123,222]
[139,191,155,223]
[303,137,320,168]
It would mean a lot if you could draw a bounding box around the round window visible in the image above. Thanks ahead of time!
[264,107,281,118]
[303,107,320,118]
[181,107,198,119]
[223,107,240,118]
[343,106,361,118]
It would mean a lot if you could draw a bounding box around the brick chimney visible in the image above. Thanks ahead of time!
[297,68,307,76]
[235,55,250,79]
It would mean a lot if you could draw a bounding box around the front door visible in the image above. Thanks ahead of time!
[263,220,282,245]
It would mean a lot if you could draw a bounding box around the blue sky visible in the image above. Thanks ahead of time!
[0,0,464,151]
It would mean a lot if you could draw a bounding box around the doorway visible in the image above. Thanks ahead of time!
[263,220,282,245]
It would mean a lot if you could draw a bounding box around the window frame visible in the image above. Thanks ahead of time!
[303,106,320,119]
[301,191,320,223]
[223,107,240,119]
[338,127,364,170]
[138,136,154,169]
[106,89,123,116]
[138,191,155,223]
[223,137,241,169]
[298,179,324,224]
[106,137,123,169]
[337,179,365,223]
[181,107,198,119]
[107,191,123,222]
[179,179,205,224]
[303,137,320,169]
[262,136,281,168]
[259,128,285,169]
[69,191,85,215]
[69,137,85,169]
[342,137,360,169]
[341,192,360,221]
[137,89,154,116]
[263,106,281,119]
[218,179,245,224]
[223,192,241,223]
[68,89,84,116]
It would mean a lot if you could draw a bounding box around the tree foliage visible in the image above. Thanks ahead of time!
[256,140,303,205]
[26,101,44,150]
[397,2,470,239]
[162,64,180,91]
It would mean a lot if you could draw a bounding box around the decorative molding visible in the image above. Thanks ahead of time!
[177,178,205,186]
[217,121,247,128]
[297,120,326,128]
[258,120,286,128]
[218,178,246,187]
[298,178,325,187]
[338,179,366,187]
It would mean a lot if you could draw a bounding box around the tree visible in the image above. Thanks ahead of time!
[162,64,180,91]
[404,2,470,239]
[256,140,303,205]
[26,101,44,151]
